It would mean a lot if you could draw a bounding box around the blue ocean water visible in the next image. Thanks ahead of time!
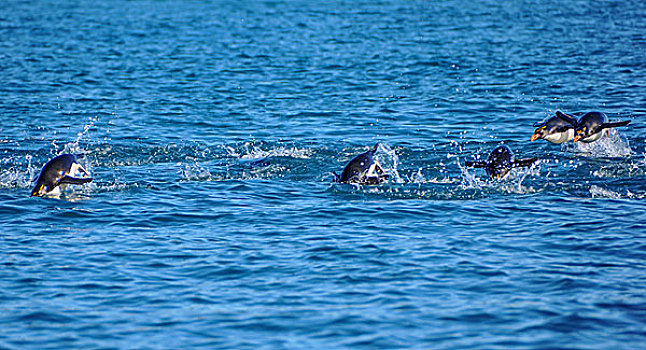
[1,0,645,348]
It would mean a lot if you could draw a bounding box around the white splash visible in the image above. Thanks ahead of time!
[225,142,312,160]
[0,154,37,189]
[458,158,541,194]
[180,163,212,181]
[563,129,632,158]
[374,143,404,183]
[61,115,99,155]
[590,185,623,199]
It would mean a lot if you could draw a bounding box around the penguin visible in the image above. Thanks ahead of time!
[554,111,631,143]
[465,145,538,179]
[31,154,93,197]
[336,144,389,185]
[530,115,575,144]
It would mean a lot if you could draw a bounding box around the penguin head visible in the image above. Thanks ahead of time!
[573,125,594,142]
[530,125,547,142]
[531,116,574,143]
[31,182,51,197]
[30,169,63,197]
[573,127,584,142]
[573,112,605,142]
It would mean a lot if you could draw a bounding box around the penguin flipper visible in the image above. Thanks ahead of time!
[512,158,538,168]
[601,120,631,129]
[555,111,578,126]
[240,156,270,168]
[465,161,487,168]
[60,176,93,185]
[555,125,575,133]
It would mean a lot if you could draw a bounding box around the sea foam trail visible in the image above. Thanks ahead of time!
[563,129,632,158]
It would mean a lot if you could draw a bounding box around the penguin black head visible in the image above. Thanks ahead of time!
[31,154,93,197]
[337,144,389,185]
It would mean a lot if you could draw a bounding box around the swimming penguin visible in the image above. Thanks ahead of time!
[530,115,575,144]
[336,144,389,185]
[31,154,93,197]
[465,145,538,179]
[554,111,631,143]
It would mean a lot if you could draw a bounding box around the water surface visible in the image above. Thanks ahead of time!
[1,0,645,348]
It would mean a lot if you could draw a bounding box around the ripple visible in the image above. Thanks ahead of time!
[1,0,644,349]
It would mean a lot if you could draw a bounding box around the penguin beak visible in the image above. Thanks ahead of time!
[573,135,581,143]
[530,133,540,142]
[31,184,44,197]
